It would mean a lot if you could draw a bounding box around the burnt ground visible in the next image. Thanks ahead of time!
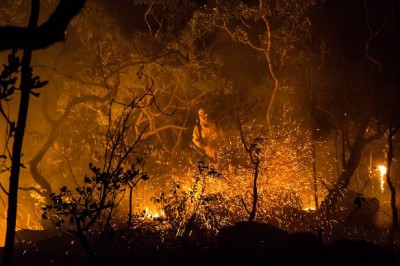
[1,221,399,265]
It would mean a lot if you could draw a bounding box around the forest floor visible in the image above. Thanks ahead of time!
[1,221,400,265]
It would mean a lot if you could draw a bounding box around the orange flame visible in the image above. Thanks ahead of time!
[377,165,387,193]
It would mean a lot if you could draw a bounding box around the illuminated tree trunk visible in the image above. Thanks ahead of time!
[29,129,54,229]
[3,1,39,264]
[387,125,399,239]
[262,16,280,132]
[217,2,282,132]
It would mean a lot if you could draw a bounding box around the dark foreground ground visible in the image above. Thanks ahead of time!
[1,222,399,265]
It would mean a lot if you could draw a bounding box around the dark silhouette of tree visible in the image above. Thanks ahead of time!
[0,0,86,51]
[2,2,41,264]
[1,1,86,264]
[386,124,399,239]
[386,94,400,239]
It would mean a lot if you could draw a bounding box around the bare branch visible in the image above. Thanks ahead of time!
[18,186,44,196]
[0,0,87,51]
[141,124,189,139]
[0,182,9,196]
[362,0,391,72]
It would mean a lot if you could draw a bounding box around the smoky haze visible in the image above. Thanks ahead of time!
[0,1,399,265]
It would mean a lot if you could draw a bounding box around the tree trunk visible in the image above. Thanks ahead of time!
[127,185,134,230]
[262,17,280,132]
[320,116,370,213]
[387,127,399,239]
[29,128,54,229]
[29,94,108,228]
[3,2,39,265]
[0,0,86,51]
[248,162,259,222]
[312,136,319,209]
[74,232,99,266]
[29,127,55,196]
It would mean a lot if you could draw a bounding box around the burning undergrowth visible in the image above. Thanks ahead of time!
[130,120,321,237]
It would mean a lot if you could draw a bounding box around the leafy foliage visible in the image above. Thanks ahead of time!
[42,162,148,232]
[0,50,21,138]
[0,49,46,174]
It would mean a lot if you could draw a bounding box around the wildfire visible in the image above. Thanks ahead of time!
[302,198,317,212]
[377,165,387,193]
[302,206,316,212]
[143,207,164,219]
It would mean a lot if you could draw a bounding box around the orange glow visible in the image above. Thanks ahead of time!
[302,206,316,212]
[143,206,164,219]
[377,165,387,192]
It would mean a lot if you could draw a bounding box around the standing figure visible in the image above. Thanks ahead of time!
[192,108,220,158]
